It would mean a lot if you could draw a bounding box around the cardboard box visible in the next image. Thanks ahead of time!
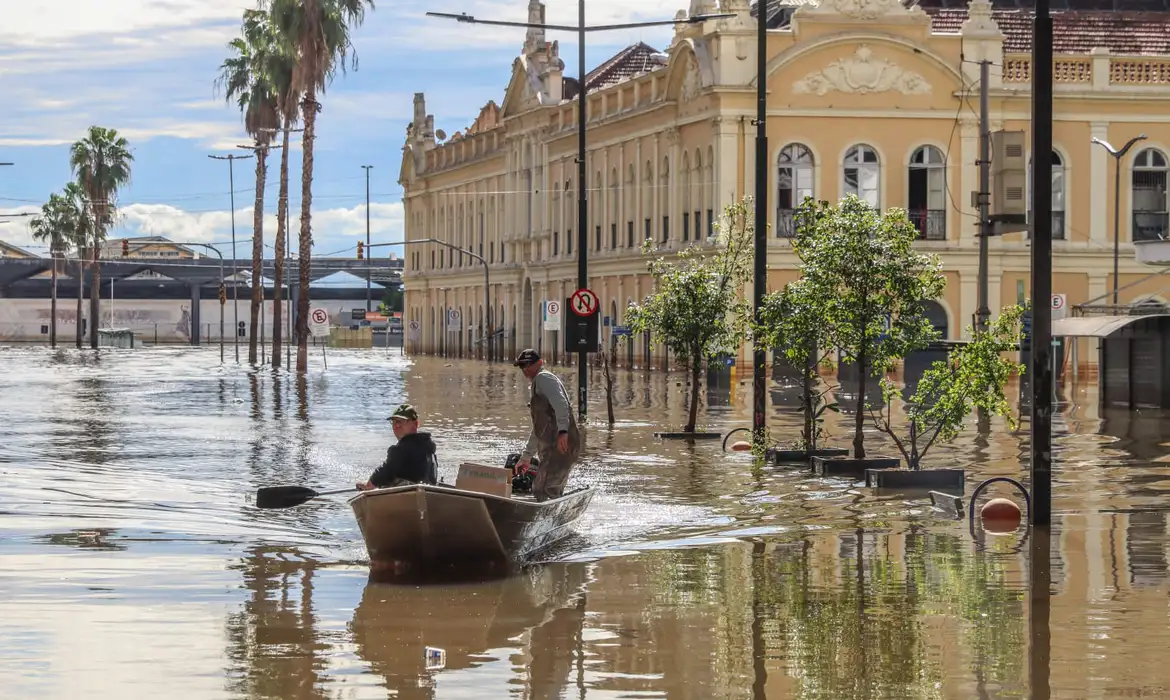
[455,463,513,498]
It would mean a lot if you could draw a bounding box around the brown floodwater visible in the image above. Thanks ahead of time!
[2,346,1170,699]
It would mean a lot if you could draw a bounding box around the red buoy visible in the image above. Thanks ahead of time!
[980,497,1022,534]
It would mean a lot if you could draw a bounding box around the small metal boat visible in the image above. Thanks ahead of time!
[348,483,595,570]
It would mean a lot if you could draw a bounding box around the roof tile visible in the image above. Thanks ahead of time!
[929,8,1170,54]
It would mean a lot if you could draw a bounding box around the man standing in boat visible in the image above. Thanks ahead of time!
[513,349,581,501]
[356,404,439,490]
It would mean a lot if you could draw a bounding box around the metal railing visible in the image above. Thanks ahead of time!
[1133,211,1170,242]
[908,209,947,241]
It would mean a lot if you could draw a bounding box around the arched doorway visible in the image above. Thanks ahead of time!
[921,300,949,338]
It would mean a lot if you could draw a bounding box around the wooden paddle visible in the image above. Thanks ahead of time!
[255,485,357,509]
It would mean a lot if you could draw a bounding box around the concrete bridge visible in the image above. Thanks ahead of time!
[0,256,402,288]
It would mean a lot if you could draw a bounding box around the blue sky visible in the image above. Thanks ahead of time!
[0,0,680,260]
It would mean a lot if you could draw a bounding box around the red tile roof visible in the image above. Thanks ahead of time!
[928,9,1170,54]
[584,42,668,91]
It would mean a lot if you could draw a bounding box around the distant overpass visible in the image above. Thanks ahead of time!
[0,256,402,289]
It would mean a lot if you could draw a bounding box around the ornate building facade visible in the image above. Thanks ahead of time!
[399,0,1170,368]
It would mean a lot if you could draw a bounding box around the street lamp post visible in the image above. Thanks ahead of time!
[426,4,733,420]
[208,152,253,363]
[1092,134,1147,306]
[362,165,374,313]
[370,238,490,358]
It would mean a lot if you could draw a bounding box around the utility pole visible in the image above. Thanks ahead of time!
[975,60,992,428]
[208,152,252,363]
[751,0,768,445]
[362,165,374,313]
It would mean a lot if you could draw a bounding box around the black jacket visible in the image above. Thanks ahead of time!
[368,432,438,487]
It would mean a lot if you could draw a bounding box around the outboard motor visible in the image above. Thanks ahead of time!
[504,452,540,493]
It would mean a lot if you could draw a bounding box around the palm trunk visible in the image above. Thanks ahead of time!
[272,126,291,369]
[686,358,702,434]
[75,253,85,349]
[49,253,58,348]
[248,147,268,365]
[89,243,101,349]
[295,91,318,374]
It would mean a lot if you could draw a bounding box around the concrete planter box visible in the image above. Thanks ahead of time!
[768,447,850,465]
[654,431,723,441]
[865,468,966,491]
[812,456,900,478]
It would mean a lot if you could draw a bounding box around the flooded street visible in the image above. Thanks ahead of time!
[3,346,1170,698]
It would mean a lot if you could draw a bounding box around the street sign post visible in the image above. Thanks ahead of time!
[308,307,329,336]
[570,288,599,317]
[408,319,420,342]
[544,300,561,331]
[446,308,462,332]
[1051,293,1067,320]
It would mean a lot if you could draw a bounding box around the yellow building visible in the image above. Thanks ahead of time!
[399,0,1170,368]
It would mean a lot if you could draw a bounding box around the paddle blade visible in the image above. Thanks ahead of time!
[256,485,321,509]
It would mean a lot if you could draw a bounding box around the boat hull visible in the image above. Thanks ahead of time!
[348,484,594,569]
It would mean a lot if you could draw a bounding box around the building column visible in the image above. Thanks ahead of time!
[959,119,978,246]
[714,116,738,214]
[1090,121,1109,245]
[190,283,202,346]
[959,273,977,338]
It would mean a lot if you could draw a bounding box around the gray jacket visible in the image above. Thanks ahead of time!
[521,369,579,460]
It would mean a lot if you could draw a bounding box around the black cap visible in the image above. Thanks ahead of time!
[513,348,541,367]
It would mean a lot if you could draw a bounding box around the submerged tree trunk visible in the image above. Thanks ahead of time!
[75,254,85,349]
[686,357,702,434]
[802,358,815,452]
[248,147,269,365]
[853,340,867,459]
[602,337,616,426]
[89,243,101,349]
[49,253,58,348]
[295,92,318,374]
[272,126,291,369]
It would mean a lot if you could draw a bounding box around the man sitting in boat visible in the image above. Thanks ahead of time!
[513,349,581,501]
[356,404,439,490]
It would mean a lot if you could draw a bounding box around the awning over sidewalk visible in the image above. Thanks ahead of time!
[1052,314,1170,338]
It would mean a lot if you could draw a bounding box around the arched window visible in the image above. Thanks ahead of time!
[706,145,715,239]
[643,160,654,246]
[681,153,692,241]
[693,149,703,239]
[626,163,636,248]
[660,156,671,243]
[609,166,619,250]
[1132,148,1169,242]
[563,180,573,257]
[1027,151,1067,241]
[843,144,880,208]
[777,143,814,238]
[908,145,946,240]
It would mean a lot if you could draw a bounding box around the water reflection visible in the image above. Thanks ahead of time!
[6,349,1170,698]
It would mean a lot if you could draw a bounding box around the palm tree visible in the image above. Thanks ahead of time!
[70,126,133,349]
[270,0,374,373]
[62,182,94,349]
[29,191,83,348]
[218,9,284,365]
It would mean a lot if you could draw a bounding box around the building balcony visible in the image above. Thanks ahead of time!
[1133,211,1170,243]
[908,209,946,241]
[776,209,796,238]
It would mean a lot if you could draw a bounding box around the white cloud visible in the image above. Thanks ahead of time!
[0,201,405,258]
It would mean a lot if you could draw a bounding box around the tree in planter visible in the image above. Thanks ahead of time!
[793,196,946,459]
[869,305,1026,469]
[626,198,754,434]
[600,333,624,426]
[756,278,839,455]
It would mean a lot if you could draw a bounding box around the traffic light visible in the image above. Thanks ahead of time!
[356,241,364,260]
[218,283,227,305]
[121,240,129,257]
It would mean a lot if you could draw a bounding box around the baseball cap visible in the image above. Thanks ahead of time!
[513,348,541,367]
[388,403,419,422]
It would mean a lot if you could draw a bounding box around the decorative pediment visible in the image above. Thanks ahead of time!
[499,57,550,119]
[795,0,922,20]
[792,45,931,96]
